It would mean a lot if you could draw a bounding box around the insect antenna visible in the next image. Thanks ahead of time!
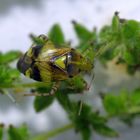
[78,100,83,116]
[78,70,94,116]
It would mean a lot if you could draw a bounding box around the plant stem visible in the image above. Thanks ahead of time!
[0,82,50,89]
[32,123,74,140]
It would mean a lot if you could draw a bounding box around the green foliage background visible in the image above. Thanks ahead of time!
[0,13,140,140]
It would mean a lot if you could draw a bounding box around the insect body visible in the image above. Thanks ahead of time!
[17,34,93,96]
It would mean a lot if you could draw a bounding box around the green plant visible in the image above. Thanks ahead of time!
[0,13,140,140]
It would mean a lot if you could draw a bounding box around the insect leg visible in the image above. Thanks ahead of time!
[49,81,60,95]
[23,81,60,96]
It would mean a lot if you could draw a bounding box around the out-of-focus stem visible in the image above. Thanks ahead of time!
[0,82,50,89]
[32,123,74,140]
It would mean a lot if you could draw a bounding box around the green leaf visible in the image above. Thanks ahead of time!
[98,15,140,73]
[123,51,135,65]
[0,51,21,64]
[102,92,127,116]
[81,127,91,140]
[122,20,140,41]
[72,21,95,44]
[0,124,4,140]
[131,89,140,106]
[8,124,29,140]
[65,75,86,93]
[127,65,139,74]
[34,87,55,112]
[34,96,54,112]
[73,20,95,51]
[99,25,112,41]
[90,112,118,137]
[90,113,107,126]
[0,66,20,86]
[70,103,92,140]
[112,12,120,32]
[98,24,118,62]
[121,115,136,126]
[73,21,96,59]
[93,124,118,137]
[56,91,73,113]
[48,24,65,46]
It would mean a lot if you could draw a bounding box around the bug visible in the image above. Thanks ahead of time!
[17,34,93,97]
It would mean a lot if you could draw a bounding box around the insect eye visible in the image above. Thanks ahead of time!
[38,34,48,41]
[66,53,72,65]
[24,55,32,64]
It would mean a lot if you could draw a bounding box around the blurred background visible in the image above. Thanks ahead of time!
[0,0,140,140]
